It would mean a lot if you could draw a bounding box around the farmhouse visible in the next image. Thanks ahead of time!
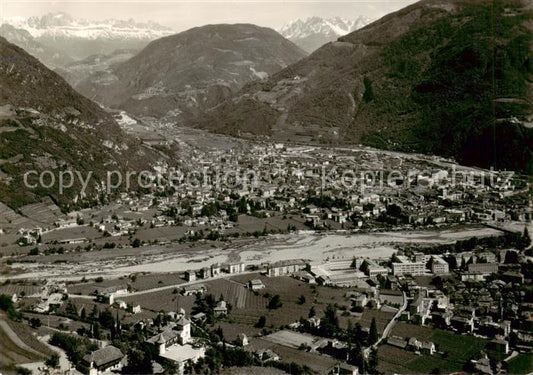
[214,301,228,316]
[182,284,206,296]
[249,279,266,290]
[82,345,124,375]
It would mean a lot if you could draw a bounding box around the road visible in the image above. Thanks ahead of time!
[378,291,408,345]
[365,290,408,356]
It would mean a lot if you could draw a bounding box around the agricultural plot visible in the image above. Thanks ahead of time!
[215,321,261,342]
[6,320,55,358]
[129,272,186,291]
[377,322,489,374]
[24,310,89,333]
[247,337,337,374]
[135,226,190,243]
[223,214,307,235]
[0,318,49,369]
[68,271,186,295]
[205,279,248,309]
[41,226,101,243]
[0,283,43,297]
[122,289,195,315]
[359,309,395,334]
[19,199,66,225]
[506,353,533,374]
[221,276,315,328]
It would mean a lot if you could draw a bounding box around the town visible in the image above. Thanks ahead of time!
[0,122,531,375]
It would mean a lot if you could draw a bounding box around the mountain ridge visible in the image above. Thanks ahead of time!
[75,23,307,121]
[3,12,173,60]
[196,0,532,173]
[279,16,372,52]
[0,36,157,209]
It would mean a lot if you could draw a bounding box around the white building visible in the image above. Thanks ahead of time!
[431,256,449,274]
[392,256,426,276]
[267,259,307,277]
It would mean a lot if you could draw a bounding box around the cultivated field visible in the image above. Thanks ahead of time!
[0,317,51,370]
[378,322,489,374]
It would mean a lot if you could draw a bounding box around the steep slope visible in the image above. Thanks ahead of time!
[198,0,532,173]
[3,12,173,60]
[0,37,156,209]
[0,24,74,68]
[75,23,307,121]
[279,16,372,53]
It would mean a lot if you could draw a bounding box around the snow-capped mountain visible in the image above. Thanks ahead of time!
[0,23,74,68]
[2,12,174,60]
[279,16,372,53]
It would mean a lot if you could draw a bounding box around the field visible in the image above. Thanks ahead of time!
[112,273,396,342]
[6,319,55,358]
[224,214,308,235]
[506,353,533,374]
[0,317,52,370]
[122,289,196,316]
[68,272,186,295]
[247,337,338,374]
[214,275,318,334]
[377,322,489,374]
[0,281,43,297]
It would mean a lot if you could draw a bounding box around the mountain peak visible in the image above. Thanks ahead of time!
[3,12,173,40]
[279,16,372,52]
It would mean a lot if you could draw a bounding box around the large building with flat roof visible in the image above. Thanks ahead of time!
[392,256,426,276]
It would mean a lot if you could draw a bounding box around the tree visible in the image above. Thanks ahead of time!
[368,348,379,374]
[131,238,141,248]
[369,317,379,345]
[319,304,339,337]
[267,295,282,310]
[521,226,531,249]
[297,295,306,305]
[123,347,153,374]
[29,317,41,328]
[65,300,77,317]
[349,341,366,371]
[45,354,59,368]
[504,250,519,264]
[362,76,374,102]
[255,315,266,328]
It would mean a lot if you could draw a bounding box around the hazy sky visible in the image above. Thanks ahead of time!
[1,0,419,31]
